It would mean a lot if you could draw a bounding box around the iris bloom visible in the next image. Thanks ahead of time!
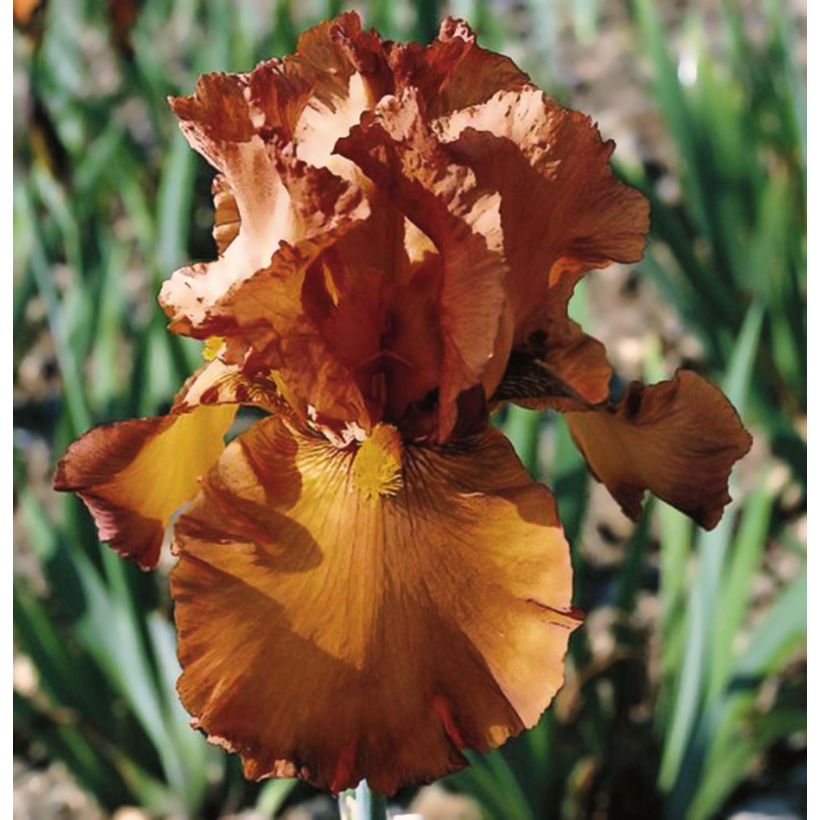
[54,14,751,794]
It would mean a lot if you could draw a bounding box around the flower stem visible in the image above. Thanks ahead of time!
[339,780,387,820]
[356,779,387,819]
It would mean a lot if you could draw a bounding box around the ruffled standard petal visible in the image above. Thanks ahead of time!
[53,402,236,570]
[337,90,508,440]
[201,241,370,427]
[565,371,752,529]
[437,87,649,343]
[288,12,392,179]
[287,13,530,172]
[172,417,578,794]
[160,65,369,335]
[297,213,445,429]
[161,153,367,336]
[166,66,293,293]
[390,18,530,117]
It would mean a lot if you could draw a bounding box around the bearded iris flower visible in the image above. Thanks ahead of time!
[53,14,751,794]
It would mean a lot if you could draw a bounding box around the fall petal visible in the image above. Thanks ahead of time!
[565,371,752,529]
[53,403,236,569]
[172,417,577,793]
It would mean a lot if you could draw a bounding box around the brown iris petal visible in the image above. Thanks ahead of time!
[298,212,445,428]
[160,52,370,336]
[288,14,393,179]
[389,18,531,117]
[160,146,368,337]
[203,241,370,426]
[437,86,650,344]
[381,252,447,425]
[172,416,577,794]
[337,89,507,441]
[492,322,612,411]
[565,371,753,529]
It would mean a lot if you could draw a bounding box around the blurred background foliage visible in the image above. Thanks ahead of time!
[13,0,806,817]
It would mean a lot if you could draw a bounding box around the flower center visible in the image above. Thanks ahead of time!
[352,423,404,499]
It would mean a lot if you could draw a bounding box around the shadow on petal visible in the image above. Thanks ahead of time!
[171,416,577,794]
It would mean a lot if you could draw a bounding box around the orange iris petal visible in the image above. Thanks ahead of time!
[51,361,286,569]
[302,213,445,426]
[172,416,577,794]
[54,403,236,569]
[390,17,530,117]
[210,242,370,425]
[160,68,369,337]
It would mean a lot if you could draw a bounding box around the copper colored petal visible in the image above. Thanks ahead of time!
[172,416,577,794]
[294,201,448,431]
[390,17,530,117]
[492,321,612,411]
[337,90,507,440]
[53,403,235,570]
[161,69,368,335]
[289,14,391,180]
[438,87,649,343]
[565,371,753,529]
[206,242,369,426]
